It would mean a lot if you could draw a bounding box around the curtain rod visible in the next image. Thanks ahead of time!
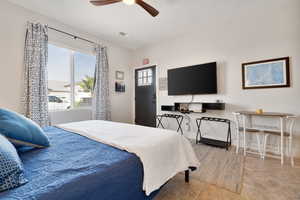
[48,26,97,45]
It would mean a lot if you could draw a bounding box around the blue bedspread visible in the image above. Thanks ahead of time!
[0,127,159,200]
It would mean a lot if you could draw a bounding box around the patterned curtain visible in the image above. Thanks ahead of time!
[23,22,49,127]
[92,45,111,120]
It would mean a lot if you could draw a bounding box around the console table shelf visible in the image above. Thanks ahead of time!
[161,102,225,113]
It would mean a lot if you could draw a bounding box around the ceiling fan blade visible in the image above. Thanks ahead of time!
[90,0,122,6]
[136,0,159,17]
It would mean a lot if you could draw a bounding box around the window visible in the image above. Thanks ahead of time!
[48,44,71,111]
[138,69,153,86]
[47,44,96,111]
[74,52,96,108]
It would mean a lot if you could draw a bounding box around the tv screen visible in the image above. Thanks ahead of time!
[168,62,217,95]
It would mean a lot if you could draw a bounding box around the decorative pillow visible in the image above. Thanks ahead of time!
[0,109,50,148]
[0,134,28,192]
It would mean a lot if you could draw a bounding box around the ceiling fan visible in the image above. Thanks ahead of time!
[90,0,159,17]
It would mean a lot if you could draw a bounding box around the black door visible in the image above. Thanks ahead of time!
[135,66,156,127]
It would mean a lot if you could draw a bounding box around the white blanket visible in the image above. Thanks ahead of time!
[56,120,200,195]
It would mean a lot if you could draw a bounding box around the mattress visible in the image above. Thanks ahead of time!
[0,126,159,200]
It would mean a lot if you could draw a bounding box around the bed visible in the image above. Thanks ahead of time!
[0,120,199,200]
[0,126,158,200]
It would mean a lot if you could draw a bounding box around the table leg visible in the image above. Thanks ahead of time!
[249,115,253,128]
[256,133,262,158]
[290,136,294,167]
[288,117,296,167]
[236,129,240,154]
[263,134,269,160]
[280,117,284,165]
[243,115,246,156]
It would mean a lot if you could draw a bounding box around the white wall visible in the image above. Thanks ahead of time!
[0,0,133,124]
[132,0,300,156]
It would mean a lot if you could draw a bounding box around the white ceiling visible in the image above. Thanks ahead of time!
[5,0,286,49]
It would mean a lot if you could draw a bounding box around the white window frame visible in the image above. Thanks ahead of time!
[137,68,153,86]
[48,42,96,112]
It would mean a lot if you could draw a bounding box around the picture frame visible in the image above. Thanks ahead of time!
[115,81,125,93]
[158,77,168,91]
[115,71,124,80]
[242,57,290,89]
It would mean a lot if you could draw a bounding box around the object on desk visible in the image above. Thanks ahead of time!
[255,109,264,114]
[179,103,189,112]
[161,105,175,111]
[196,117,232,150]
[189,104,203,113]
[174,103,204,113]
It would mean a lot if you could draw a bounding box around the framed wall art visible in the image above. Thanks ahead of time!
[116,71,124,80]
[115,81,125,93]
[242,57,290,89]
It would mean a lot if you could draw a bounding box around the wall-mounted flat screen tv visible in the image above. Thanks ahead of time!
[168,62,217,95]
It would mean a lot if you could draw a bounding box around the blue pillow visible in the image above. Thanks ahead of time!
[0,109,50,148]
[0,134,28,192]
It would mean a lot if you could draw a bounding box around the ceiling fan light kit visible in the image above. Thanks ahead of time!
[90,0,159,17]
[123,0,135,5]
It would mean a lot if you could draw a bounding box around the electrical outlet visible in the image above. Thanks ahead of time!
[186,122,191,132]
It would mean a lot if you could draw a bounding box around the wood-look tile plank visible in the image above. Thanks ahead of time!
[242,155,300,200]
[191,143,244,193]
[155,143,300,200]
[196,184,246,200]
[155,174,205,200]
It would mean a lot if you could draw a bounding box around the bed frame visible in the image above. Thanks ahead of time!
[185,167,197,183]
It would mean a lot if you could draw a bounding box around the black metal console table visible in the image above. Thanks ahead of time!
[156,114,184,135]
[196,117,231,150]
